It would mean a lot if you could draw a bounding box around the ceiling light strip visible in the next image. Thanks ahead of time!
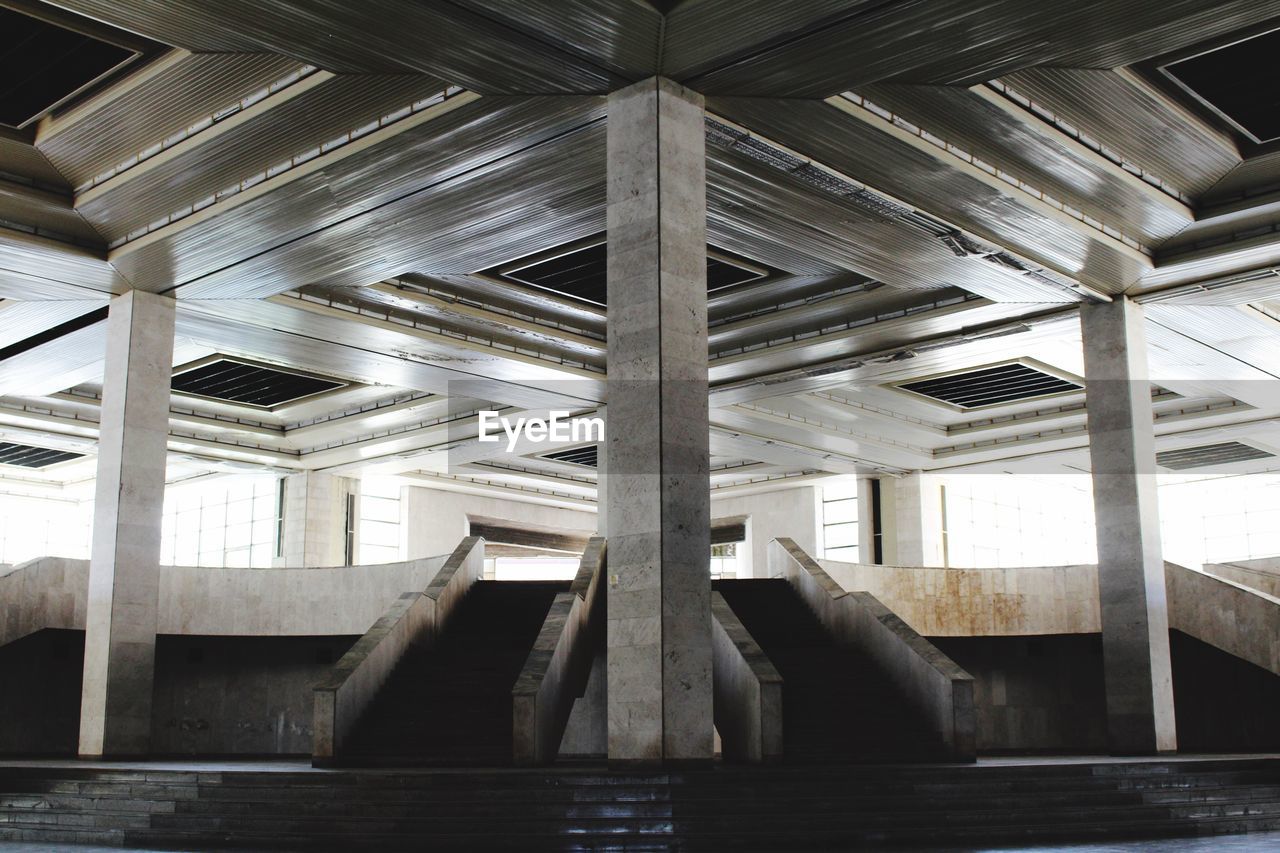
[711,291,976,359]
[986,81,1193,206]
[706,114,1102,303]
[109,85,467,249]
[733,401,932,454]
[841,92,1152,257]
[1134,267,1280,304]
[80,64,321,194]
[283,290,601,374]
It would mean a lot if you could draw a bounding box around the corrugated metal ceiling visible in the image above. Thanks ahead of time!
[35,51,305,190]
[854,82,1192,248]
[1001,67,1240,201]
[76,73,449,243]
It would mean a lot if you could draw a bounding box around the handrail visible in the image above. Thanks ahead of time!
[0,554,459,649]
[1166,562,1280,676]
[311,535,485,765]
[769,537,976,762]
[512,536,606,765]
[1203,561,1280,599]
[711,590,783,763]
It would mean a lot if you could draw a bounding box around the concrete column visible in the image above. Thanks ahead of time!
[594,407,608,535]
[605,76,713,764]
[1081,297,1176,754]
[401,484,471,561]
[79,291,175,757]
[880,473,944,567]
[857,476,877,563]
[278,472,356,567]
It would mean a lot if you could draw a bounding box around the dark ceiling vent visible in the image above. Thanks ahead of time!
[0,441,84,469]
[494,237,768,306]
[543,445,598,468]
[1160,28,1280,144]
[172,358,345,408]
[897,362,1082,409]
[0,8,138,129]
[1156,442,1274,471]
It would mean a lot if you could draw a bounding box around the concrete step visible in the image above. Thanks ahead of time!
[2,759,1279,849]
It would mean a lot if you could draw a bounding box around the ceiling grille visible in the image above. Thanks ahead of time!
[1160,28,1280,144]
[172,359,345,408]
[897,362,1081,409]
[0,8,137,129]
[495,238,768,306]
[0,441,84,469]
[542,445,598,468]
[1156,442,1274,471]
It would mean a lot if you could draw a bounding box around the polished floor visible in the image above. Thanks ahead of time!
[3,755,1277,851]
[3,753,1278,773]
[2,831,1279,852]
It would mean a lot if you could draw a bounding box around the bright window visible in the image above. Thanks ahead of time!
[490,555,579,580]
[161,474,279,568]
[0,493,91,565]
[1159,472,1280,568]
[710,542,740,578]
[940,475,1096,568]
[821,480,860,562]
[357,476,403,565]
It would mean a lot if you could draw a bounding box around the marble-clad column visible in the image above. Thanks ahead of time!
[277,471,356,567]
[594,406,608,535]
[79,290,175,757]
[1080,297,1177,754]
[605,77,713,764]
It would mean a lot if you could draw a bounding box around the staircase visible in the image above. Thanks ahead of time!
[2,759,1278,849]
[714,578,946,763]
[339,580,567,766]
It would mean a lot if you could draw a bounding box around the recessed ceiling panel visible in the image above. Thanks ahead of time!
[0,8,136,128]
[542,445,598,468]
[171,358,345,408]
[897,362,1082,409]
[495,237,769,306]
[0,441,84,469]
[1161,28,1280,144]
[1156,441,1274,471]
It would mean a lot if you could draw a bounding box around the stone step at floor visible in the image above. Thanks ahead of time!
[5,763,1279,796]
[2,759,1278,849]
[150,791,1280,822]
[10,779,1280,817]
[0,811,1274,846]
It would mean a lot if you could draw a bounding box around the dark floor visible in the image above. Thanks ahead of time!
[1,829,1278,852]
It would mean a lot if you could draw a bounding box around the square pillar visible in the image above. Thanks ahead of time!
[79,291,175,757]
[856,477,879,564]
[278,471,357,567]
[1081,297,1176,754]
[605,77,713,764]
[879,472,944,567]
[594,407,608,535]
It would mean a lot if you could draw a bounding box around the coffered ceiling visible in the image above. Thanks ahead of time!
[3,0,1280,509]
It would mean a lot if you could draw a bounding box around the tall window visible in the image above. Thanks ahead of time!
[710,542,740,578]
[274,478,286,559]
[821,481,860,562]
[489,555,579,580]
[161,474,279,568]
[357,476,403,565]
[940,475,1096,568]
[0,493,91,564]
[1159,472,1280,568]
